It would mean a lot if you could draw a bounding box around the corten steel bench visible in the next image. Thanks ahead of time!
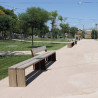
[8,46,56,87]
[67,41,75,48]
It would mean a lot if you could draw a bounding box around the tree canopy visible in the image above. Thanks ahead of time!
[0,6,18,39]
[18,7,50,46]
[0,5,80,41]
[91,29,98,39]
[70,27,78,37]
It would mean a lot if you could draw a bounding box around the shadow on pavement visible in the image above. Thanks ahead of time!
[26,61,55,86]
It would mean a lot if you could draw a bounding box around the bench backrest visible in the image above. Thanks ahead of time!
[31,46,47,57]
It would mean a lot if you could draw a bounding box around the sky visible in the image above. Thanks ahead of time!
[1,0,98,30]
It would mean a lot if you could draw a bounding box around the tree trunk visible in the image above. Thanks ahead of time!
[4,31,6,40]
[32,27,34,48]
[9,32,12,40]
[1,31,4,40]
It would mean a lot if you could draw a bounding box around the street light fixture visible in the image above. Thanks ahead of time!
[12,8,17,11]
[78,2,82,5]
[78,1,98,5]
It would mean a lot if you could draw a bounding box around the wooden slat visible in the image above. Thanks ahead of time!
[9,55,40,69]
[17,58,43,69]
[9,58,34,69]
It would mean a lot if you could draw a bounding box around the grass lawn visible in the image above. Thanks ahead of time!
[0,40,66,51]
[0,55,32,80]
[0,40,66,79]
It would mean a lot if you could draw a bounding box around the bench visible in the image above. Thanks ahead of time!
[8,57,36,87]
[67,41,75,48]
[67,40,77,48]
[8,46,56,87]
[74,40,77,44]
[16,51,56,87]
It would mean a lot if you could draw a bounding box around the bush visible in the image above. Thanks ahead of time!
[91,29,98,39]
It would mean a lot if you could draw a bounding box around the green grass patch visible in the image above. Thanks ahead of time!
[0,40,66,51]
[0,40,66,80]
[0,55,32,80]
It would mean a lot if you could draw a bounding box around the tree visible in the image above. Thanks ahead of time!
[0,10,5,15]
[91,29,98,39]
[0,15,11,39]
[70,27,78,38]
[52,28,59,38]
[5,9,17,39]
[40,25,49,38]
[18,13,29,39]
[58,15,67,38]
[50,10,58,31]
[59,23,69,39]
[58,15,67,24]
[0,6,18,40]
[26,7,50,46]
[58,15,63,24]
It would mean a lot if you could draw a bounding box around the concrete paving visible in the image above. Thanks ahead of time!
[0,51,31,55]
[1,39,98,98]
[12,39,70,43]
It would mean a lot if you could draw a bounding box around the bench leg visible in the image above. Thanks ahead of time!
[17,69,26,87]
[34,60,46,70]
[46,57,48,62]
[8,69,17,87]
[33,64,36,70]
[47,55,52,61]
[47,53,56,62]
[72,42,74,47]
[40,59,46,70]
[52,53,56,61]
[75,41,77,44]
[34,62,41,70]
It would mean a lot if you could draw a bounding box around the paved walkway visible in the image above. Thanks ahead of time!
[13,39,70,43]
[0,51,31,55]
[1,39,98,98]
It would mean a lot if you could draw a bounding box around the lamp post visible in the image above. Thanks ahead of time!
[94,30,95,39]
[83,24,84,31]
[78,1,98,5]
[95,24,98,29]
